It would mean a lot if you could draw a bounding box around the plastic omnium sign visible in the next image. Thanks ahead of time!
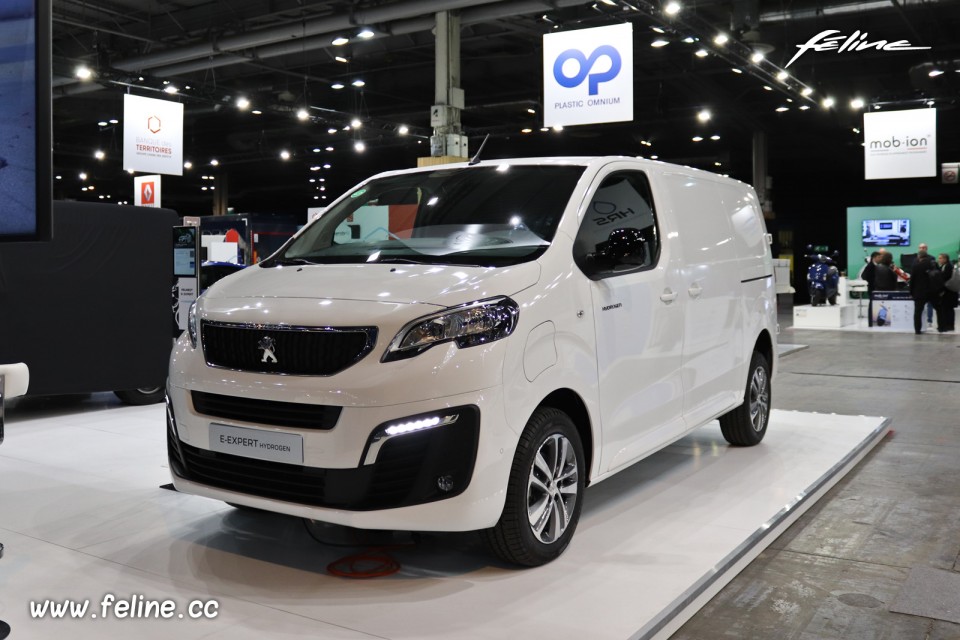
[543,23,633,128]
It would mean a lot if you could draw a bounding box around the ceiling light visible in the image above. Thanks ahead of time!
[252,109,262,115]
[714,33,729,45]
[79,172,87,180]
[664,1,681,16]
[126,169,134,174]
[297,108,310,120]
[775,106,789,112]
[852,127,860,133]
[763,85,773,91]
[801,87,813,97]
[651,26,666,34]
[210,159,219,166]
[87,185,94,191]
[280,150,291,160]
[682,36,696,44]
[352,79,366,87]
[325,145,334,151]
[138,76,144,81]
[312,147,321,153]
[354,141,366,152]
[715,162,722,167]
[236,97,250,110]
[350,118,362,128]
[928,69,944,77]
[527,108,536,114]
[521,128,533,133]
[75,65,93,80]
[799,105,811,111]
[822,97,835,109]
[776,71,789,81]
[331,82,345,90]
[309,178,316,183]
[323,163,331,169]
[651,39,669,48]
[81,187,88,192]
[731,68,743,74]
[692,136,703,142]
[162,80,170,85]
[650,155,659,159]
[540,127,549,132]
[183,161,192,169]
[201,187,208,191]
[310,166,320,171]
[600,0,617,5]
[109,118,118,124]
[332,36,349,46]
[926,100,935,106]
[695,49,708,58]
[710,135,720,140]
[750,51,764,63]
[398,125,409,135]
[850,97,865,110]
[358,28,375,39]
[55,175,61,180]
[335,56,349,63]
[697,109,711,122]
[553,124,563,132]
[97,120,108,127]
[94,150,105,160]
[163,85,178,94]
[184,85,191,90]
[327,127,338,134]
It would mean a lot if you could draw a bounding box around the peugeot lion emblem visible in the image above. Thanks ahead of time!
[258,336,278,363]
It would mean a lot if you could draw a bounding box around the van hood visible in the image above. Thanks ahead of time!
[205,261,541,307]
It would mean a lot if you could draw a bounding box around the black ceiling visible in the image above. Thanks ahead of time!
[50,0,960,229]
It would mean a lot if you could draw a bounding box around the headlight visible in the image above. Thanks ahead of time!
[187,301,199,348]
[382,297,519,362]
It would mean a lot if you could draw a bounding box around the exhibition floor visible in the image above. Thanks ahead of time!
[1,311,958,639]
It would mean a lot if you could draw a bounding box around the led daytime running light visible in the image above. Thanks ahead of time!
[383,414,458,437]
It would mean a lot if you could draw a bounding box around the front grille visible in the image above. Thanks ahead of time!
[169,406,480,511]
[192,391,341,430]
[201,321,377,376]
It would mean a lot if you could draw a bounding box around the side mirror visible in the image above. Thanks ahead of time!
[589,228,647,268]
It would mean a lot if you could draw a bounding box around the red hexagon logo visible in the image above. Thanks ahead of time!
[147,115,161,134]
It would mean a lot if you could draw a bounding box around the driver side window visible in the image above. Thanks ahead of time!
[573,171,660,279]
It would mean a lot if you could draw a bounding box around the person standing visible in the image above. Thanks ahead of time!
[936,253,956,332]
[919,243,935,325]
[910,246,935,334]
[862,251,881,326]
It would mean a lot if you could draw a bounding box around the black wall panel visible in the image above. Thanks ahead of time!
[0,201,178,396]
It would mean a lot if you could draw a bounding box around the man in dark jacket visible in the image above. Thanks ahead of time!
[910,247,935,334]
[936,253,956,332]
[862,251,881,326]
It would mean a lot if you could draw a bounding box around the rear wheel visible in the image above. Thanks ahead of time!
[483,407,585,567]
[114,386,165,405]
[828,293,838,305]
[719,351,771,446]
[810,290,824,306]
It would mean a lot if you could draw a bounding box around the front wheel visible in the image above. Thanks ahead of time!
[719,351,771,446]
[483,407,585,567]
[114,386,165,405]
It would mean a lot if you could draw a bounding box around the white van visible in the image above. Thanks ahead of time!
[167,156,777,566]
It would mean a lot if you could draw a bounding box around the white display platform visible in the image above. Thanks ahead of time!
[793,303,857,329]
[0,399,889,640]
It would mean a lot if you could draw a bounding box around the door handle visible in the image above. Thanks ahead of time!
[688,284,703,298]
[660,289,678,303]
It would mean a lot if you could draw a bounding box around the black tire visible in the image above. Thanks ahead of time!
[828,293,838,305]
[719,351,771,447]
[114,386,165,405]
[483,407,585,567]
[810,290,824,306]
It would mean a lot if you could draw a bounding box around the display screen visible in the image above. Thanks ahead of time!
[173,226,198,277]
[862,219,910,247]
[0,0,51,241]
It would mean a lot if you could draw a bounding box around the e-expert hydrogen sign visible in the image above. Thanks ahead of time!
[864,108,936,180]
[544,23,633,128]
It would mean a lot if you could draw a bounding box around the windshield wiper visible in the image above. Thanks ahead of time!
[262,257,316,267]
[372,257,426,265]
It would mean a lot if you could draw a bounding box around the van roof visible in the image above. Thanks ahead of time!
[370,156,749,187]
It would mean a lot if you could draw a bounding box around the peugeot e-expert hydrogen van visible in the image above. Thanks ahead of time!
[167,157,777,566]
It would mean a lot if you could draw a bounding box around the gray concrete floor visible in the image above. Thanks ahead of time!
[675,303,960,640]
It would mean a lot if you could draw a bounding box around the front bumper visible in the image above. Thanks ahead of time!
[166,384,517,532]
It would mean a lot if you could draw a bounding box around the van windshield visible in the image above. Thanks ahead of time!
[265,165,585,268]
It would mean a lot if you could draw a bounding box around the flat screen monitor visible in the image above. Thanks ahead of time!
[0,0,52,242]
[862,219,910,247]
